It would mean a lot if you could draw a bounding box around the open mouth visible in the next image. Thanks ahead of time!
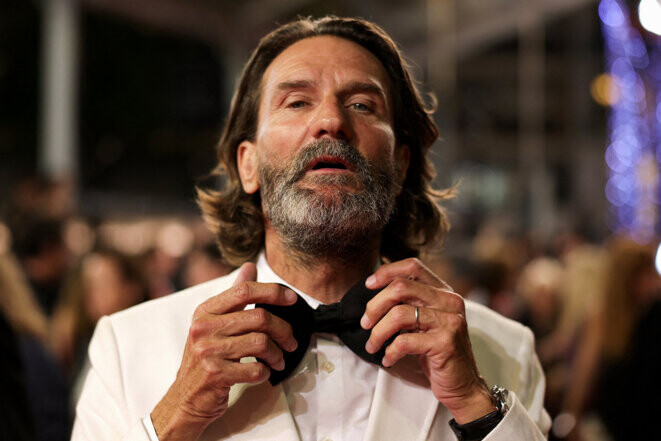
[307,155,353,172]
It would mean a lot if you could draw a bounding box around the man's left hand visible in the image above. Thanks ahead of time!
[361,258,496,424]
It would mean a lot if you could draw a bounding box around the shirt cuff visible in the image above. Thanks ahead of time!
[141,415,160,441]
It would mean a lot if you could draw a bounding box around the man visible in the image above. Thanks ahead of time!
[72,17,550,441]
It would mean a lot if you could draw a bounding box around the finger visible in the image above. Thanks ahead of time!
[381,313,467,367]
[202,308,297,352]
[212,360,271,387]
[365,304,419,354]
[198,282,297,316]
[361,278,464,329]
[198,332,286,371]
[366,258,453,291]
[232,262,257,286]
[381,332,433,367]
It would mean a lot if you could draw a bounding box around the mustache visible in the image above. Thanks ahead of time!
[284,139,369,184]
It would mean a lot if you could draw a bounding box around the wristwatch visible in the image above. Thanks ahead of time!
[448,385,509,441]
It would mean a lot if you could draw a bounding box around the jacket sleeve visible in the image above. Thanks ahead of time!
[483,327,551,440]
[70,317,152,441]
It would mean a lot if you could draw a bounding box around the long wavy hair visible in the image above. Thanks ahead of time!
[601,238,656,359]
[197,16,452,266]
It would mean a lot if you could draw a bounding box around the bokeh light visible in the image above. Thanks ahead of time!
[600,0,660,240]
[639,0,661,37]
[600,0,626,28]
[591,73,622,106]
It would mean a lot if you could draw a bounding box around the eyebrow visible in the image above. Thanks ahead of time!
[340,80,387,100]
[274,79,387,101]
[275,80,315,92]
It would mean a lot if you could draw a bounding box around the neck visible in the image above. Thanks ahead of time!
[264,227,381,304]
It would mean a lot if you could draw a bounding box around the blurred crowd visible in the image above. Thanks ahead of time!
[0,175,235,441]
[1,175,659,441]
[428,227,660,440]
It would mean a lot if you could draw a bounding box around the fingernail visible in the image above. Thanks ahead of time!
[274,359,285,371]
[286,339,298,352]
[365,340,375,354]
[366,275,376,287]
[360,315,371,329]
[285,289,297,302]
[382,357,391,368]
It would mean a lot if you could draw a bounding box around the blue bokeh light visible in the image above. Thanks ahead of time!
[599,0,626,28]
[600,0,660,240]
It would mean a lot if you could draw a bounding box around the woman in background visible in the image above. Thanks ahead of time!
[51,249,147,408]
[562,238,661,440]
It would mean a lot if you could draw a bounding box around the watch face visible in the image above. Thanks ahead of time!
[491,385,509,414]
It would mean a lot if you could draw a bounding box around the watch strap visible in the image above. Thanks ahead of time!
[448,386,509,441]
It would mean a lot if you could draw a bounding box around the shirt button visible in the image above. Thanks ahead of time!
[321,361,335,373]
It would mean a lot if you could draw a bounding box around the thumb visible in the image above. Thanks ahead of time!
[232,262,257,286]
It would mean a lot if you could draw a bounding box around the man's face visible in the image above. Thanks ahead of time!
[237,36,409,258]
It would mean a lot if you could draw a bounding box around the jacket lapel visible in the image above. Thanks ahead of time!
[363,355,440,441]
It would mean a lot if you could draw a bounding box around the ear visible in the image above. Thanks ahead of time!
[237,140,260,194]
[395,144,410,187]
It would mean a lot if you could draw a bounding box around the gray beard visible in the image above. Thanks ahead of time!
[259,139,401,264]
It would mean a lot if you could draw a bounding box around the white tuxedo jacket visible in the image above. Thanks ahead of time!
[71,268,550,441]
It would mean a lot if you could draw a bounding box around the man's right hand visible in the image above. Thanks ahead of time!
[150,262,298,441]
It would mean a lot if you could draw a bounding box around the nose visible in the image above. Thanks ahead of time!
[309,99,353,141]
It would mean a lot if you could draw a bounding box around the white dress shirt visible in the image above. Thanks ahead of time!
[143,253,380,441]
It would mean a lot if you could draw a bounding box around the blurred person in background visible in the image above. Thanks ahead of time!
[561,238,661,440]
[540,245,605,368]
[517,257,564,345]
[418,251,479,308]
[0,305,34,441]
[142,246,182,299]
[3,175,76,317]
[0,252,69,441]
[51,248,148,406]
[515,257,565,422]
[539,245,605,430]
[0,253,50,342]
[7,175,75,223]
[180,242,235,288]
[11,218,71,317]
[466,225,528,321]
[72,16,549,441]
[468,258,520,316]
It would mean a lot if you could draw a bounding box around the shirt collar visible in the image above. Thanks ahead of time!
[256,251,323,309]
[255,250,382,310]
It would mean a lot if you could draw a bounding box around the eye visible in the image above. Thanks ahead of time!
[350,102,372,112]
[288,100,307,109]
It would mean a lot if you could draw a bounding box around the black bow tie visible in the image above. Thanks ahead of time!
[255,278,395,385]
